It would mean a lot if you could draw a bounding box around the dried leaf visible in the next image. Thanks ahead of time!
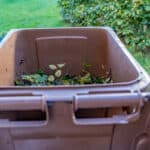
[101,64,105,70]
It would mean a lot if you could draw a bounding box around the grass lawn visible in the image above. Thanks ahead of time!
[0,0,66,36]
[0,0,149,74]
[132,51,150,74]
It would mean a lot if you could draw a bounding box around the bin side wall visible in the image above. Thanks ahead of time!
[112,102,150,150]
[106,32,138,83]
[0,32,16,85]
[15,28,108,76]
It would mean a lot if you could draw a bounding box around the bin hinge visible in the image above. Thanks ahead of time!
[142,92,150,102]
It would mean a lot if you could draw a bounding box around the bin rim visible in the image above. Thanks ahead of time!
[0,27,149,91]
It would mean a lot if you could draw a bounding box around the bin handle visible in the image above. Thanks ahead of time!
[0,95,49,128]
[73,93,143,125]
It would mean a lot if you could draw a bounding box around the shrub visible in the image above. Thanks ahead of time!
[58,0,150,52]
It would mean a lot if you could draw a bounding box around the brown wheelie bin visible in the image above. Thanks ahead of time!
[0,27,150,150]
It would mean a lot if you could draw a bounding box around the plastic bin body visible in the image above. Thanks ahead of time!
[0,27,150,150]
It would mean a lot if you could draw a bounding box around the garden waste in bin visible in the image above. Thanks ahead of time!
[0,27,150,150]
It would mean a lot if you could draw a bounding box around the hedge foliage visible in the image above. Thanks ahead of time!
[58,0,150,52]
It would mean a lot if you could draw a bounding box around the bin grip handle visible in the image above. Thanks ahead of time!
[73,93,143,125]
[73,112,140,125]
[0,96,49,128]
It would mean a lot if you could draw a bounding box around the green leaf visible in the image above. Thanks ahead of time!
[48,75,55,82]
[49,64,57,70]
[57,63,66,68]
[55,70,62,77]
[83,63,92,72]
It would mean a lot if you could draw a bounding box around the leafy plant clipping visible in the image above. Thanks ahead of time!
[15,63,112,86]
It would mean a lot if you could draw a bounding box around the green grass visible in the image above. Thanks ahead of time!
[132,51,150,74]
[0,0,149,74]
[0,0,66,35]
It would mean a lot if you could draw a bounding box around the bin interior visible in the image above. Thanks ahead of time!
[0,28,139,86]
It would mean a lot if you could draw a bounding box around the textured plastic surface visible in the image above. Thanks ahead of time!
[0,27,150,150]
